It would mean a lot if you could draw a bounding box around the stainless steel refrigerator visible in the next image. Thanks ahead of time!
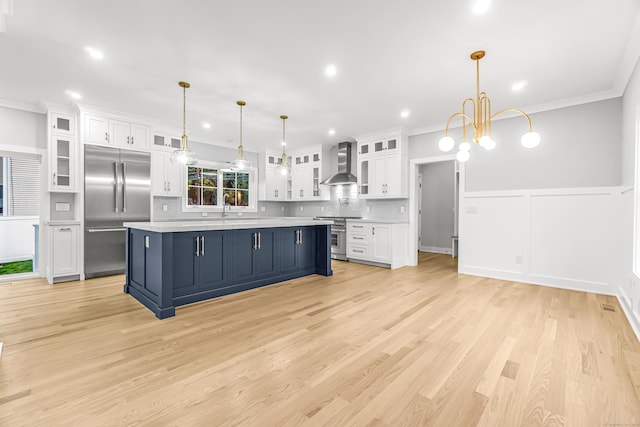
[84,145,150,278]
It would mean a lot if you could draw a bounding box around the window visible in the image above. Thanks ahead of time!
[222,171,249,207]
[187,166,218,207]
[1,156,40,217]
[184,162,256,212]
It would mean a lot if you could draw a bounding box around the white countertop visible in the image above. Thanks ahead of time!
[346,218,409,224]
[124,217,333,233]
[46,220,81,226]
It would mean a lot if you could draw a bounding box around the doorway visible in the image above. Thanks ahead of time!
[408,155,460,267]
[417,160,457,258]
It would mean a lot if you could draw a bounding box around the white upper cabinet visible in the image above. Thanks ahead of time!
[48,110,78,192]
[290,145,330,201]
[258,151,288,201]
[50,112,76,136]
[356,130,408,199]
[152,134,182,151]
[151,151,183,197]
[82,112,150,151]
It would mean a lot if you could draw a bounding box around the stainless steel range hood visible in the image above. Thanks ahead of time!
[321,141,357,185]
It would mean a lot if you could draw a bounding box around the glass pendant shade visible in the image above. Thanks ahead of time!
[231,100,252,171]
[172,81,197,165]
[456,150,470,162]
[438,136,455,152]
[276,115,290,176]
[479,135,496,150]
[521,131,541,148]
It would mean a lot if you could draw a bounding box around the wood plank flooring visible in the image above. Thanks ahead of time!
[1,253,639,426]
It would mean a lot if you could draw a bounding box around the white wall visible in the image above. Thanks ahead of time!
[419,161,455,253]
[0,107,46,151]
[460,187,622,295]
[409,98,622,191]
[619,51,640,339]
[0,216,38,263]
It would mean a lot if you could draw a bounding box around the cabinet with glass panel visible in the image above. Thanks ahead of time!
[356,130,408,199]
[48,111,77,192]
[290,144,330,201]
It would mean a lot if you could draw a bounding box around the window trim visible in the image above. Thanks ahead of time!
[182,161,258,213]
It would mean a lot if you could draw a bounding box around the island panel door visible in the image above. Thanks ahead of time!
[277,227,299,274]
[171,232,198,296]
[231,229,257,281]
[198,231,231,291]
[254,228,277,278]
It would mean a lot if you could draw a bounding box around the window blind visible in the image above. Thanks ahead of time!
[8,157,40,216]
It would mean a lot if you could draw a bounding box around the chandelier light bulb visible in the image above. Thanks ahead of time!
[438,136,455,152]
[521,131,541,148]
[479,135,496,150]
[459,141,471,152]
[456,150,470,162]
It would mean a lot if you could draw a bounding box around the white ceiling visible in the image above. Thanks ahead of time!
[1,0,639,151]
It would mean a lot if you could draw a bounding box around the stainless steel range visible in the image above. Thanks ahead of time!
[314,216,362,261]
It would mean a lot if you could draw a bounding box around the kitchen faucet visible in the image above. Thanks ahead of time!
[222,194,230,217]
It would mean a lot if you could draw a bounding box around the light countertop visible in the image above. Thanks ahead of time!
[346,218,409,224]
[124,217,333,233]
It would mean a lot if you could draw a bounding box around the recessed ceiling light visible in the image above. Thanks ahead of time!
[202,122,211,129]
[512,81,528,91]
[328,129,335,135]
[84,46,104,60]
[65,90,82,99]
[400,110,410,118]
[325,64,337,78]
[472,0,491,14]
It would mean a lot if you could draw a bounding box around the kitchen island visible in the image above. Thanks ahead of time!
[123,218,333,318]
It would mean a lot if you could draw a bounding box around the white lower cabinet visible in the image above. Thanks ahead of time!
[346,220,408,269]
[152,151,183,197]
[48,224,79,283]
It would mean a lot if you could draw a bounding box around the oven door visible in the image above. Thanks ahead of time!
[331,229,347,260]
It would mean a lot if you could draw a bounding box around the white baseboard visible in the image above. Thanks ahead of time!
[419,246,451,255]
[618,289,640,344]
[459,265,616,296]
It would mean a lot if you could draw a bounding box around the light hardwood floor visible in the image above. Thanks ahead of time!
[1,253,639,426]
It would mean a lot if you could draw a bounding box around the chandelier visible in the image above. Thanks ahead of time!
[171,81,197,165]
[230,100,251,170]
[438,50,540,162]
[276,115,290,176]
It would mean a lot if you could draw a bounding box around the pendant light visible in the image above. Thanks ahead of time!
[230,100,251,171]
[276,115,290,176]
[438,50,540,162]
[171,81,197,165]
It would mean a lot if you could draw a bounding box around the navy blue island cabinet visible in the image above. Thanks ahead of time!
[124,223,332,319]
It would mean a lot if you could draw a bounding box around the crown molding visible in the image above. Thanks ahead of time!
[0,97,45,114]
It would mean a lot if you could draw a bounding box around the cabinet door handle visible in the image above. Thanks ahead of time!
[196,236,200,256]
[131,136,134,145]
[300,189,303,197]
[353,249,364,253]
[127,136,130,144]
[201,235,205,256]
[253,232,257,250]
[372,227,375,235]
[145,236,150,249]
[122,162,127,213]
[258,232,261,249]
[53,172,56,186]
[299,229,302,245]
[105,132,109,142]
[113,162,119,213]
[164,181,167,192]
[295,229,299,244]
[168,181,171,192]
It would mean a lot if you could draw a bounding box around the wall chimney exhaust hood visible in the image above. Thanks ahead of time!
[321,141,357,185]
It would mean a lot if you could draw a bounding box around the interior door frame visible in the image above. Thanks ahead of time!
[408,154,460,266]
